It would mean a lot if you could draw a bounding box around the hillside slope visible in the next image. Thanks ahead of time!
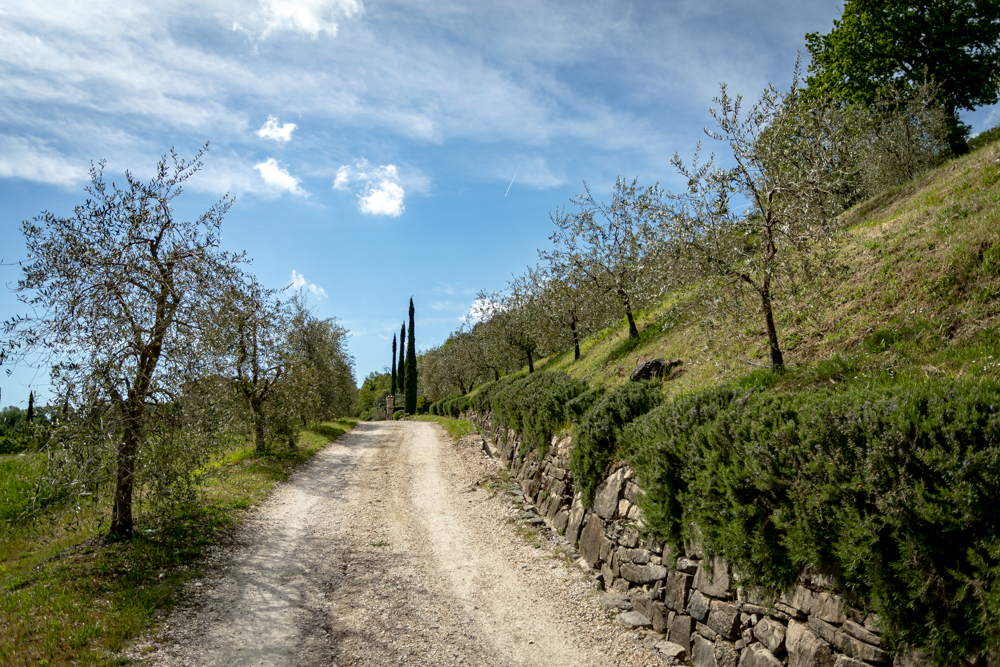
[537,139,1000,395]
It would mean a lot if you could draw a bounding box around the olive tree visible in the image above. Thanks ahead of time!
[1,148,244,537]
[535,263,616,361]
[288,293,356,420]
[852,78,952,197]
[475,267,548,373]
[418,332,486,398]
[463,319,520,382]
[542,178,662,340]
[664,72,856,369]
[221,280,307,452]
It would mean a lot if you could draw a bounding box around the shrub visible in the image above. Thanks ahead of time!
[474,371,528,416]
[565,386,605,422]
[569,380,663,506]
[619,385,750,550]
[0,407,39,454]
[370,390,390,421]
[428,394,469,418]
[473,380,498,414]
[622,379,1000,666]
[970,124,1000,152]
[491,372,588,459]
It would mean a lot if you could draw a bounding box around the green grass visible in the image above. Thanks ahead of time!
[409,415,476,443]
[533,138,1000,399]
[0,453,50,523]
[0,418,356,667]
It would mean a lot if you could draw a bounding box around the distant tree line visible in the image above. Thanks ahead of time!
[1,147,356,538]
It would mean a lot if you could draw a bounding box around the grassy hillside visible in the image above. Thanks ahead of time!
[537,138,1000,394]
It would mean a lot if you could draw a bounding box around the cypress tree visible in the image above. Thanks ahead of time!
[405,298,418,414]
[397,323,406,404]
[26,391,34,423]
[391,334,397,395]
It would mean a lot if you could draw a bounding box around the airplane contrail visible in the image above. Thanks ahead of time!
[504,164,520,197]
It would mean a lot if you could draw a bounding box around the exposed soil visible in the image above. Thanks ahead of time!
[130,421,662,666]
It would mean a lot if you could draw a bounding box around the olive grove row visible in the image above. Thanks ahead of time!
[1,147,356,537]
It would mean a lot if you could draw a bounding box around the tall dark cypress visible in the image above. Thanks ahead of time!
[26,391,34,423]
[405,298,418,414]
[397,323,406,402]
[391,334,397,395]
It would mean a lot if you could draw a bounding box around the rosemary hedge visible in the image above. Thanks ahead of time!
[568,380,663,506]
[565,386,605,422]
[497,372,588,459]
[620,379,1000,666]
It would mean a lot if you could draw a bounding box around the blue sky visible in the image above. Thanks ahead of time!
[2,0,998,407]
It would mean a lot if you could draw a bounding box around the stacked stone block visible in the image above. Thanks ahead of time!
[469,411,910,667]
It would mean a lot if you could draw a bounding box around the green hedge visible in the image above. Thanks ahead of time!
[620,379,1000,666]
[569,380,664,506]
[429,394,471,418]
[503,372,588,459]
[565,386,605,422]
[477,371,587,459]
[473,371,528,416]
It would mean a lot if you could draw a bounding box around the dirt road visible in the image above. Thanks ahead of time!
[135,421,661,666]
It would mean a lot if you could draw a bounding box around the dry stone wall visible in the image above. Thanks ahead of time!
[469,411,919,667]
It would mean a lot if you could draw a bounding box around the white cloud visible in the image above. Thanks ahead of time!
[254,157,307,196]
[239,0,364,40]
[359,180,405,216]
[289,270,328,299]
[333,158,405,216]
[256,115,297,143]
[462,297,499,324]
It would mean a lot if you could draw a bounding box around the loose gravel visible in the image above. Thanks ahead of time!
[129,421,665,666]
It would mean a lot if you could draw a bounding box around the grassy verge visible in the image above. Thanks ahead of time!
[0,418,356,667]
[409,415,476,443]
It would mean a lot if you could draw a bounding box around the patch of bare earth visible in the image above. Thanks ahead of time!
[129,421,664,666]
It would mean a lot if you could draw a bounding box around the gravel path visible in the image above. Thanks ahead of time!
[131,421,663,666]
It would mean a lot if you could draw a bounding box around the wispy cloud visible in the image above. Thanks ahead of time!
[0,0,842,203]
[0,0,836,202]
[985,108,1000,130]
[255,157,307,196]
[333,159,405,216]
[256,115,297,143]
[289,269,328,299]
[0,135,88,186]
